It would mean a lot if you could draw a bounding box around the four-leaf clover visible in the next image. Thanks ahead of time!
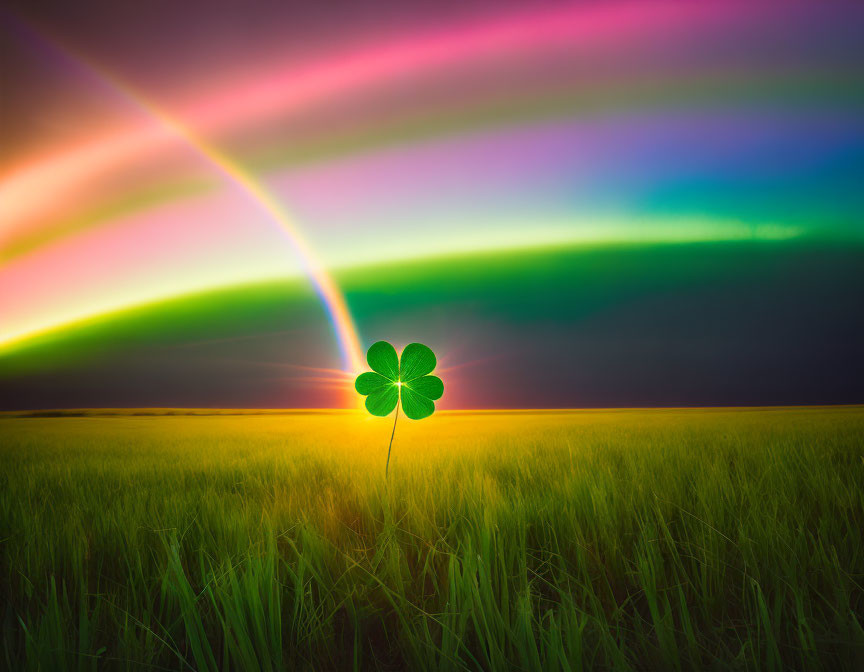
[355,341,444,476]
[355,341,443,420]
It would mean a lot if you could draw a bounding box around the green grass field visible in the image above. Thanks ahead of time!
[1,408,862,671]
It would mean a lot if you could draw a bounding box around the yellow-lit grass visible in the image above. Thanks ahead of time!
[1,408,863,670]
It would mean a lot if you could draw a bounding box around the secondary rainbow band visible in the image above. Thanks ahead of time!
[2,1,726,240]
[12,20,364,374]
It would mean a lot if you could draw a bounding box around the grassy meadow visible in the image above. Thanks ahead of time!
[1,408,863,670]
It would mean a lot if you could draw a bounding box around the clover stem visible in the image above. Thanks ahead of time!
[385,403,399,478]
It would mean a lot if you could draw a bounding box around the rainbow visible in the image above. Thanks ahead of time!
[2,18,365,374]
[2,0,861,386]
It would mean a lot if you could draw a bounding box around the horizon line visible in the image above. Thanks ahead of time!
[3,404,862,417]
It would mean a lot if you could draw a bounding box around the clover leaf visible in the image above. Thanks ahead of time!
[354,341,444,476]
